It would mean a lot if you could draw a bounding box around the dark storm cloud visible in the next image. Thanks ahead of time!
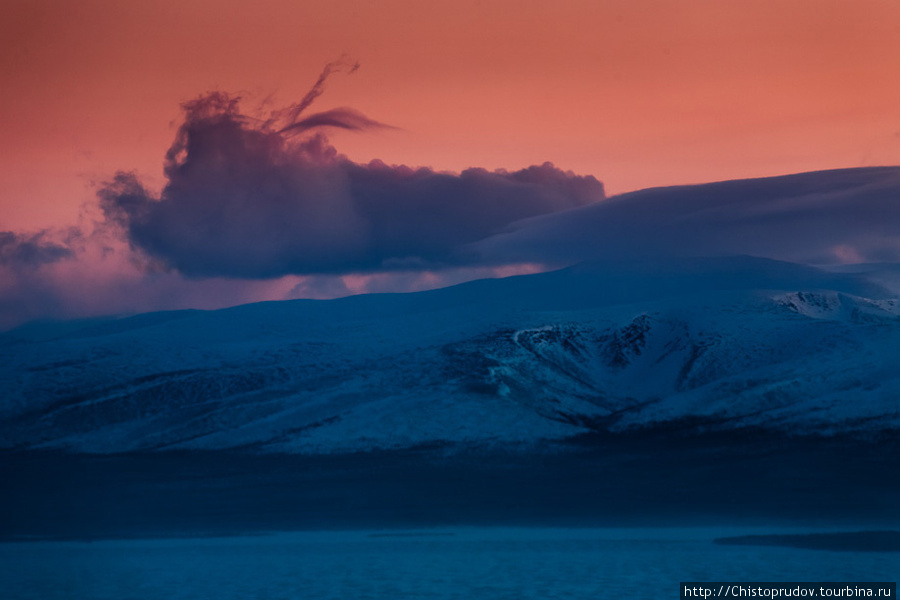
[469,166,900,267]
[98,82,604,278]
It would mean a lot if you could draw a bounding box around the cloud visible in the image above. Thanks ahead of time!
[468,166,900,268]
[0,231,75,268]
[278,55,360,128]
[0,60,602,328]
[277,107,393,135]
[285,262,546,300]
[98,89,604,278]
[0,232,309,331]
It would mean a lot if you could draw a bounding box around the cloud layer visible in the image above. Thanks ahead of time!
[470,166,900,268]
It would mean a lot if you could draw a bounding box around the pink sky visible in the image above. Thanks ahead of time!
[2,0,900,329]
[3,0,900,231]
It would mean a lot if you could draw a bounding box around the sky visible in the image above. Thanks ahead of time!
[2,0,900,328]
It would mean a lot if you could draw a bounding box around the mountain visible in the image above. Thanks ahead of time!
[2,255,898,455]
[470,166,900,267]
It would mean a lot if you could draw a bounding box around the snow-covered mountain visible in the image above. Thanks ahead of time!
[470,166,900,268]
[2,256,899,454]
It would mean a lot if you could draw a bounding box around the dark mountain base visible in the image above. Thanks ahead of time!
[1,430,897,542]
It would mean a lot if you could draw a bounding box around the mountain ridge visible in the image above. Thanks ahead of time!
[2,255,898,454]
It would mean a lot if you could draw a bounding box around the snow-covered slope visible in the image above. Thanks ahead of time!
[1,256,898,454]
[470,166,900,267]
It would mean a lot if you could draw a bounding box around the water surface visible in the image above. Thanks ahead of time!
[2,527,897,600]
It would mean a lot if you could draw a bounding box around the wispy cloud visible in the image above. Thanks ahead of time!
[0,231,75,268]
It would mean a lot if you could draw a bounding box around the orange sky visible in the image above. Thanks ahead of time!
[3,0,900,231]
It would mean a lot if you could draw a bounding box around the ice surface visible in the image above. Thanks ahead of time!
[1,527,898,600]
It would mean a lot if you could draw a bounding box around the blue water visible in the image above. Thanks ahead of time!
[1,528,897,599]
